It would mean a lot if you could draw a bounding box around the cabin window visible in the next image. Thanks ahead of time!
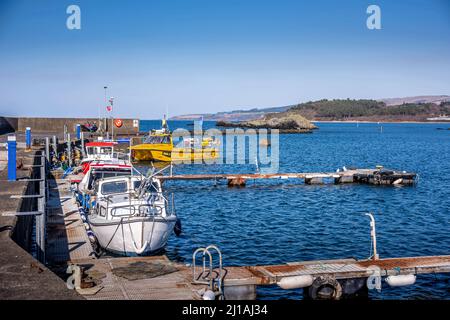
[101,181,128,195]
[133,181,142,190]
[99,206,106,217]
[99,147,113,154]
[144,135,171,144]
[162,136,171,144]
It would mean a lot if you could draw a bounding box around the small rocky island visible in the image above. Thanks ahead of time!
[216,112,317,133]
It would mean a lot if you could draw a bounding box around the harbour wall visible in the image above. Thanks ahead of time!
[0,117,18,135]
[0,148,82,299]
[1,117,140,135]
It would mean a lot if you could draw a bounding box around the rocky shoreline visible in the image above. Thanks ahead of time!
[216,112,317,133]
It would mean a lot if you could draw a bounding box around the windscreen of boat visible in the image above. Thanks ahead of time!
[144,135,171,144]
[86,147,95,155]
[101,180,128,195]
[100,147,113,154]
[88,169,131,189]
[87,147,113,155]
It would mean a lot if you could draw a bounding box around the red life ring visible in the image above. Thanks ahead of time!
[114,119,123,128]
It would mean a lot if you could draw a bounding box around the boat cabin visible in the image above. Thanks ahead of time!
[93,176,164,219]
[78,160,133,194]
[82,141,118,163]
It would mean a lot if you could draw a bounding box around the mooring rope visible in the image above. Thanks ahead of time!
[98,217,124,257]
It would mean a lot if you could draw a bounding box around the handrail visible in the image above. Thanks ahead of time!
[109,203,165,217]
[192,245,224,299]
[102,190,165,201]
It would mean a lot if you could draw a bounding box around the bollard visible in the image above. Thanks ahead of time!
[25,127,31,150]
[7,135,17,181]
[76,124,81,140]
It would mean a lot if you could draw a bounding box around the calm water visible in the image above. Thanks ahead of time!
[139,120,450,300]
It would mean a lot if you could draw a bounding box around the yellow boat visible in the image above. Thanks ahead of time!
[130,121,220,162]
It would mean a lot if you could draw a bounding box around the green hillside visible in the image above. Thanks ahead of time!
[290,99,450,120]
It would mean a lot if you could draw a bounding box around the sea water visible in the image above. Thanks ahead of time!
[138,120,450,299]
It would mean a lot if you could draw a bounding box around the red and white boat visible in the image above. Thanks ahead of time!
[82,141,118,164]
[70,140,131,185]
[77,159,134,197]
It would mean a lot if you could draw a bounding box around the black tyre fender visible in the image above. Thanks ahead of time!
[308,276,343,300]
[174,218,182,237]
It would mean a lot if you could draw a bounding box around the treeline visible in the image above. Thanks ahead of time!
[289,99,450,119]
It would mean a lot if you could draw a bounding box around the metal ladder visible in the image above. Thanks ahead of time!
[192,245,224,300]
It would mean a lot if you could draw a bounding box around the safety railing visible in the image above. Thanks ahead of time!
[4,149,48,264]
[101,190,175,219]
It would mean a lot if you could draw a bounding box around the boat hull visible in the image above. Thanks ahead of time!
[89,216,177,256]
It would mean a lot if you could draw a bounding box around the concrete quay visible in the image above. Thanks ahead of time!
[0,145,82,300]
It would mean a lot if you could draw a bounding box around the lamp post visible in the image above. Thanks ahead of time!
[109,97,114,140]
[103,86,108,134]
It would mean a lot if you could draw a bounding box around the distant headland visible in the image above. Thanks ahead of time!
[171,95,450,123]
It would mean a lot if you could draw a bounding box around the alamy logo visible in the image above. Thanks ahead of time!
[66,5,81,30]
[366,265,382,291]
[171,121,280,173]
[366,5,381,30]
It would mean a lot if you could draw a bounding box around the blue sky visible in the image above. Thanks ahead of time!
[0,0,449,118]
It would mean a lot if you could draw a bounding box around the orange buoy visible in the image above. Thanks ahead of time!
[227,177,246,187]
[114,119,123,128]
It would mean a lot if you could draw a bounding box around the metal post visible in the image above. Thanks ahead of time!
[64,124,67,142]
[35,202,41,261]
[36,153,46,263]
[52,135,57,158]
[365,213,379,260]
[109,97,114,139]
[103,86,108,134]
[76,124,81,140]
[7,135,16,181]
[45,137,50,163]
[81,131,85,157]
[128,139,132,161]
[25,127,31,150]
[67,133,72,167]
